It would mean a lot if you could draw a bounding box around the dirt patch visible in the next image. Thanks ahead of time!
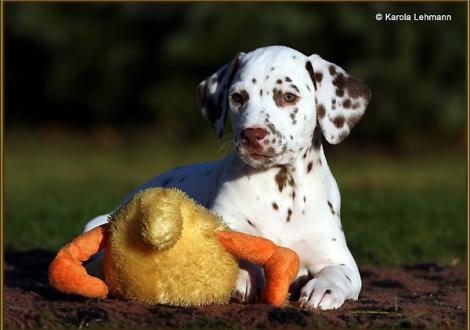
[4,250,467,329]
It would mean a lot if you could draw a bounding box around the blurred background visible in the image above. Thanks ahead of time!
[5,3,467,266]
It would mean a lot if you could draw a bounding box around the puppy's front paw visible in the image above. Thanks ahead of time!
[231,264,264,303]
[299,278,346,310]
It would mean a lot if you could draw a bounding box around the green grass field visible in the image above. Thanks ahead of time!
[4,128,467,266]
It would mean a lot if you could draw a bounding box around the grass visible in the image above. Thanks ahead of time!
[4,128,467,266]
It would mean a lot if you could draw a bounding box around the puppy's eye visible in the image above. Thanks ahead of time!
[231,93,243,105]
[283,93,297,103]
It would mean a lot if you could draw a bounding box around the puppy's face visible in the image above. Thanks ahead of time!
[197,46,371,169]
[227,48,316,168]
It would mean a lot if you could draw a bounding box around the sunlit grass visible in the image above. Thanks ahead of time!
[4,128,466,266]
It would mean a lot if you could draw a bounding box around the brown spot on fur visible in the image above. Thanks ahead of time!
[314,72,323,83]
[272,202,279,210]
[292,192,296,200]
[336,88,345,97]
[333,116,345,128]
[329,65,337,76]
[332,73,371,100]
[307,162,313,173]
[276,79,282,84]
[287,208,292,222]
[343,99,352,108]
[273,88,283,107]
[305,61,317,90]
[247,219,256,227]
[303,196,306,202]
[327,201,335,215]
[285,77,292,82]
[275,166,288,192]
[317,104,326,118]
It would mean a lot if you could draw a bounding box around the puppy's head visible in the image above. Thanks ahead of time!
[197,46,371,169]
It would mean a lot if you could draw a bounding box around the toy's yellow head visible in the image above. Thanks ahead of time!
[103,188,239,306]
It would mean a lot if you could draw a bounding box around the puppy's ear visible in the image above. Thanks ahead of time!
[197,53,245,138]
[306,54,371,144]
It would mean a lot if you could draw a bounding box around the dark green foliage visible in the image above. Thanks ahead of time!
[5,3,466,144]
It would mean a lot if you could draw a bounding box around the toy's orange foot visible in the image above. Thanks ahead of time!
[48,225,109,299]
[216,230,300,307]
[263,247,300,306]
[49,253,108,298]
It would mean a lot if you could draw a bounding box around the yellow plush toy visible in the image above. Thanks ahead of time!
[49,188,300,306]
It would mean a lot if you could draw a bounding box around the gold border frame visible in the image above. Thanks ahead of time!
[0,2,468,330]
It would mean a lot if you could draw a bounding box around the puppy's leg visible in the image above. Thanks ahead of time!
[299,264,361,310]
[84,214,110,232]
[232,260,265,303]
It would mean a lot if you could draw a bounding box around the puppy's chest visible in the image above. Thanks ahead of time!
[213,164,334,244]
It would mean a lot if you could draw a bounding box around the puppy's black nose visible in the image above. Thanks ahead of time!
[241,127,268,149]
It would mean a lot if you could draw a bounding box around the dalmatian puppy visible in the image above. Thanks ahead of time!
[85,45,371,310]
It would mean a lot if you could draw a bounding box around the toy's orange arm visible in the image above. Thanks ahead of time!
[216,231,300,306]
[48,224,109,299]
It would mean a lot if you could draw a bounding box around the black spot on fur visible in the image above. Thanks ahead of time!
[272,202,279,210]
[313,126,322,149]
[290,84,300,93]
[285,77,292,82]
[305,61,317,90]
[247,219,256,227]
[252,78,257,84]
[327,201,335,215]
[307,162,313,173]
